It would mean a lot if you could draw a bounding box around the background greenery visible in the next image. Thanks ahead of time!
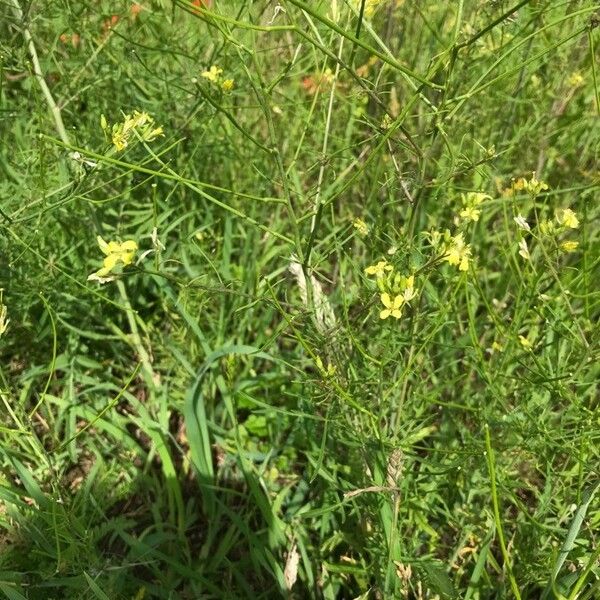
[1,1,599,598]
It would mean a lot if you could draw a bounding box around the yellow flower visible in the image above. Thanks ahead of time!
[555,208,579,229]
[512,178,527,191]
[459,205,481,222]
[379,293,403,320]
[560,240,579,253]
[373,273,417,321]
[518,335,532,349]
[444,232,471,271]
[88,236,138,283]
[104,110,163,152]
[128,111,152,130]
[459,192,490,222]
[221,78,234,92]
[523,172,549,196]
[364,260,393,277]
[201,65,223,83]
[353,218,369,237]
[567,72,584,88]
[112,130,128,151]
[143,126,163,142]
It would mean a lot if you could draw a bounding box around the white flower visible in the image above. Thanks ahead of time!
[518,239,530,261]
[0,302,9,336]
[151,227,166,251]
[514,215,530,232]
[289,255,336,333]
[69,151,98,168]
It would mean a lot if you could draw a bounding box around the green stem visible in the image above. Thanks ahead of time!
[9,0,70,145]
[485,425,522,600]
[116,279,156,394]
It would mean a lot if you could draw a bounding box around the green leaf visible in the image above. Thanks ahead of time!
[417,561,457,599]
[0,583,28,600]
[83,572,111,600]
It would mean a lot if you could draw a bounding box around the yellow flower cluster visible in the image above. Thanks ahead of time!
[364,260,393,278]
[353,217,370,237]
[428,229,473,272]
[560,240,579,253]
[436,190,487,271]
[444,232,472,271]
[88,236,138,283]
[504,170,581,260]
[567,71,584,88]
[459,192,490,223]
[364,261,417,320]
[201,65,234,92]
[101,111,163,152]
[362,172,582,325]
[516,204,580,262]
[508,172,549,197]
[523,173,549,196]
[380,276,416,320]
[554,208,579,253]
[540,207,579,239]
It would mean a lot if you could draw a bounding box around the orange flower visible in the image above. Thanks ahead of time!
[301,69,335,95]
[130,3,143,18]
[102,15,120,33]
[302,76,316,94]
[59,33,81,48]
[191,0,211,13]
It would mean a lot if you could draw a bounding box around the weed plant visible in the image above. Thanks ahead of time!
[1,1,599,598]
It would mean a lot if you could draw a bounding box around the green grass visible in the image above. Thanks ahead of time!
[1,1,599,598]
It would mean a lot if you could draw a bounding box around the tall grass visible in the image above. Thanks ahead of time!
[1,1,599,598]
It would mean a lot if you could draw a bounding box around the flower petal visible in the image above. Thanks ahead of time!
[103,254,119,271]
[97,236,110,255]
[88,271,114,284]
[107,241,122,253]
[380,293,392,309]
[392,295,404,310]
[120,251,135,266]
[120,240,138,252]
